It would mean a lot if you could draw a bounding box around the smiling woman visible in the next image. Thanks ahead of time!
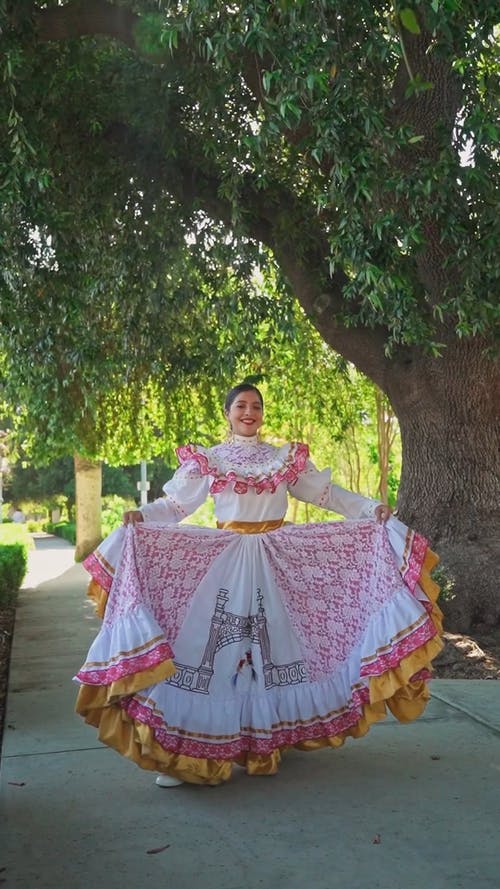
[224,384,264,439]
[75,382,442,788]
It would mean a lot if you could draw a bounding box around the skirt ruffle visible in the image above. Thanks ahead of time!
[75,518,442,784]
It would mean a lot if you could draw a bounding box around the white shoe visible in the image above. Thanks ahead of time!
[155,774,184,788]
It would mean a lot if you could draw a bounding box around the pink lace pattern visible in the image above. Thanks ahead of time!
[107,525,230,636]
[398,529,429,593]
[176,441,309,494]
[75,641,174,685]
[359,621,437,677]
[83,552,113,592]
[78,517,440,763]
[263,521,423,679]
[121,684,374,758]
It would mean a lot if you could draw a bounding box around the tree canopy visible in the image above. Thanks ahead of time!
[2,2,498,359]
[0,1,499,628]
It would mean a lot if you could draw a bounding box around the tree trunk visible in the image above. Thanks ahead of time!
[385,340,500,632]
[74,454,102,561]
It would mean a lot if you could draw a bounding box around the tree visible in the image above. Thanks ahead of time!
[1,1,498,628]
[0,236,299,554]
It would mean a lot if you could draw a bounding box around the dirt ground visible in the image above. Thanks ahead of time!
[1,604,499,753]
[0,605,16,748]
[431,626,500,680]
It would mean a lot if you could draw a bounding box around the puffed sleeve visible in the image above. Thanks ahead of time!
[288,458,380,519]
[139,459,211,523]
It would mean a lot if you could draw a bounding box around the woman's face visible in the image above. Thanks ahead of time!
[225,390,263,437]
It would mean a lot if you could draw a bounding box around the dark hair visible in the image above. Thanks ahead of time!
[224,383,264,413]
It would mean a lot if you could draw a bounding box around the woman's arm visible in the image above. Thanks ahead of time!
[288,459,392,521]
[123,459,210,525]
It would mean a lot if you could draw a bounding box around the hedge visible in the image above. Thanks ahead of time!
[45,521,77,545]
[0,543,28,607]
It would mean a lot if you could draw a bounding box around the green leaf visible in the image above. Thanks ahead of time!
[262,70,272,93]
[399,8,421,34]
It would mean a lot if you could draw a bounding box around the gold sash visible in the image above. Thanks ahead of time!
[216,519,284,534]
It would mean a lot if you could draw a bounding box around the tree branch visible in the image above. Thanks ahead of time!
[30,1,396,385]
[101,120,391,385]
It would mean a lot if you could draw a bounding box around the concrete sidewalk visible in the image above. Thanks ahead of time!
[1,536,499,889]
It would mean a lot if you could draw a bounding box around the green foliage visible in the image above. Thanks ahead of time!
[147,458,176,499]
[4,458,73,520]
[182,497,215,528]
[432,564,457,604]
[102,467,137,500]
[0,0,497,480]
[26,519,47,533]
[5,455,168,516]
[101,495,136,536]
[5,457,73,505]
[46,521,76,545]
[0,523,32,548]
[0,542,28,606]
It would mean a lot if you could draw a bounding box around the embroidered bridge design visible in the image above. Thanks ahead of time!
[167,587,307,694]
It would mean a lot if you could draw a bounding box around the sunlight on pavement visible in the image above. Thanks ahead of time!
[22,533,76,589]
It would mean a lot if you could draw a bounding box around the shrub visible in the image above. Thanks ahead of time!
[26,519,47,533]
[0,543,28,606]
[0,523,33,549]
[101,495,136,536]
[46,521,77,545]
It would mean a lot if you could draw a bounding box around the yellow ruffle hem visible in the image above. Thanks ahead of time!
[87,579,109,619]
[76,547,442,785]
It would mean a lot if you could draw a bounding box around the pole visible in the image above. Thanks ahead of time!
[137,460,150,507]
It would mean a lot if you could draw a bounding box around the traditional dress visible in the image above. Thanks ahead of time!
[75,435,442,785]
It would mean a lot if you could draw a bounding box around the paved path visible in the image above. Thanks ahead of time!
[1,535,499,889]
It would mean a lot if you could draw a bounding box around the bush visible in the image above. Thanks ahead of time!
[1,502,13,522]
[0,543,28,606]
[26,519,47,533]
[46,521,76,545]
[101,495,136,536]
[0,523,33,549]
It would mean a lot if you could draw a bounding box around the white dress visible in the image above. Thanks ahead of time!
[75,435,442,784]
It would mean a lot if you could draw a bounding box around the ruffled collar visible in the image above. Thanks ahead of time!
[176,440,309,495]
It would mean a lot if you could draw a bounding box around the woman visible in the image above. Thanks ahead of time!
[75,383,442,787]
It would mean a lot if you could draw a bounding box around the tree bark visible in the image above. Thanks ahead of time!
[384,340,500,631]
[74,454,102,561]
[267,223,500,632]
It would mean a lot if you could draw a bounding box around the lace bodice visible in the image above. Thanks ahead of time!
[140,438,380,525]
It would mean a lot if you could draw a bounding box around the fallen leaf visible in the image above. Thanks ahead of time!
[146,844,171,855]
[372,834,382,844]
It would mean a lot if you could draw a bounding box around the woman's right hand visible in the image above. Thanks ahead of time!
[123,510,144,525]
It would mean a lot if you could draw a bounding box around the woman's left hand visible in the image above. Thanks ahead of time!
[375,504,393,523]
